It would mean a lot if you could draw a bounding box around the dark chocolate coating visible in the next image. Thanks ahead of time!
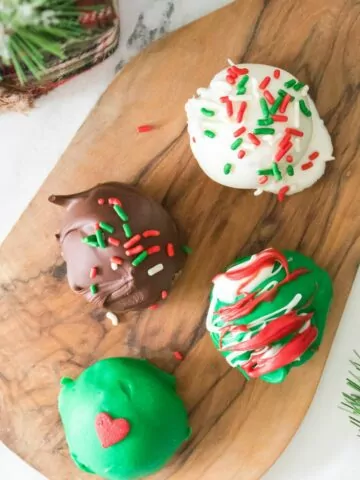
[49,183,186,312]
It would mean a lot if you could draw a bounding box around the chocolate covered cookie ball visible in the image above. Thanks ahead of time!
[49,182,186,312]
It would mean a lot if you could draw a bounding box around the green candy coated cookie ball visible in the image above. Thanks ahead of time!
[206,248,333,383]
[58,358,191,479]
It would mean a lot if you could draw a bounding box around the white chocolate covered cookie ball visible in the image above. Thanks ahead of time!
[185,63,334,200]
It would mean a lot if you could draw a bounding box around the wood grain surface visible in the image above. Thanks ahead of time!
[1,1,360,479]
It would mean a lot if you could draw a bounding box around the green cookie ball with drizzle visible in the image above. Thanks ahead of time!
[206,248,333,383]
[59,357,191,479]
[49,182,189,315]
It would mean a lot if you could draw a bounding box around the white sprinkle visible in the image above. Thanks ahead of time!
[301,85,309,96]
[227,58,235,66]
[254,189,263,196]
[111,262,118,271]
[106,311,119,326]
[251,78,260,99]
[147,264,164,276]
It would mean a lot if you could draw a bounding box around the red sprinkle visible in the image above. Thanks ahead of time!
[95,222,100,230]
[233,126,246,137]
[309,151,319,161]
[259,76,271,90]
[226,100,233,117]
[108,197,122,205]
[137,124,154,133]
[89,267,97,279]
[236,325,248,332]
[237,101,247,123]
[278,186,290,202]
[279,133,292,149]
[142,230,160,238]
[286,128,304,137]
[161,290,168,300]
[274,69,280,79]
[231,66,249,75]
[238,149,246,159]
[97,198,105,205]
[147,246,161,255]
[301,162,313,170]
[111,256,123,265]
[148,304,158,310]
[279,94,291,113]
[126,245,144,256]
[275,142,293,162]
[123,234,141,249]
[272,114,288,122]
[248,133,261,146]
[263,90,275,104]
[226,75,236,85]
[108,236,121,247]
[166,243,175,257]
[220,96,229,103]
[286,155,293,163]
[173,351,184,361]
[258,175,268,185]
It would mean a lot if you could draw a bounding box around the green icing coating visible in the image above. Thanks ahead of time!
[207,249,333,384]
[58,358,191,479]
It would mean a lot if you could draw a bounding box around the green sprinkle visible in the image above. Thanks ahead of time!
[231,138,243,150]
[224,163,233,175]
[132,251,149,267]
[293,81,305,91]
[201,107,215,117]
[299,99,312,117]
[237,74,249,88]
[99,221,115,234]
[278,89,287,97]
[90,284,98,295]
[123,223,132,239]
[284,79,296,88]
[95,229,106,248]
[236,87,246,95]
[287,165,294,176]
[81,235,99,247]
[83,240,99,248]
[204,130,216,138]
[257,168,274,176]
[269,96,284,115]
[253,127,275,135]
[260,98,270,118]
[113,205,129,222]
[272,162,282,181]
[257,118,274,126]
[181,245,192,255]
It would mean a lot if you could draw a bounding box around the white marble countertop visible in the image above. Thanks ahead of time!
[1,1,359,479]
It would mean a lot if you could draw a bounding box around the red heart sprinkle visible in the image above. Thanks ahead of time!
[95,413,130,448]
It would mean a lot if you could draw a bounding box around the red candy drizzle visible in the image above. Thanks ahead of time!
[214,248,316,378]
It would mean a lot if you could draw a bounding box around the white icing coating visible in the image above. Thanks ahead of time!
[185,64,334,195]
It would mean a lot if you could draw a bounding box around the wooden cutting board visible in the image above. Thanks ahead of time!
[1,1,359,479]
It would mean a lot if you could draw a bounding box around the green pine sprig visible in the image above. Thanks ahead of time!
[340,351,360,433]
[0,0,91,84]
